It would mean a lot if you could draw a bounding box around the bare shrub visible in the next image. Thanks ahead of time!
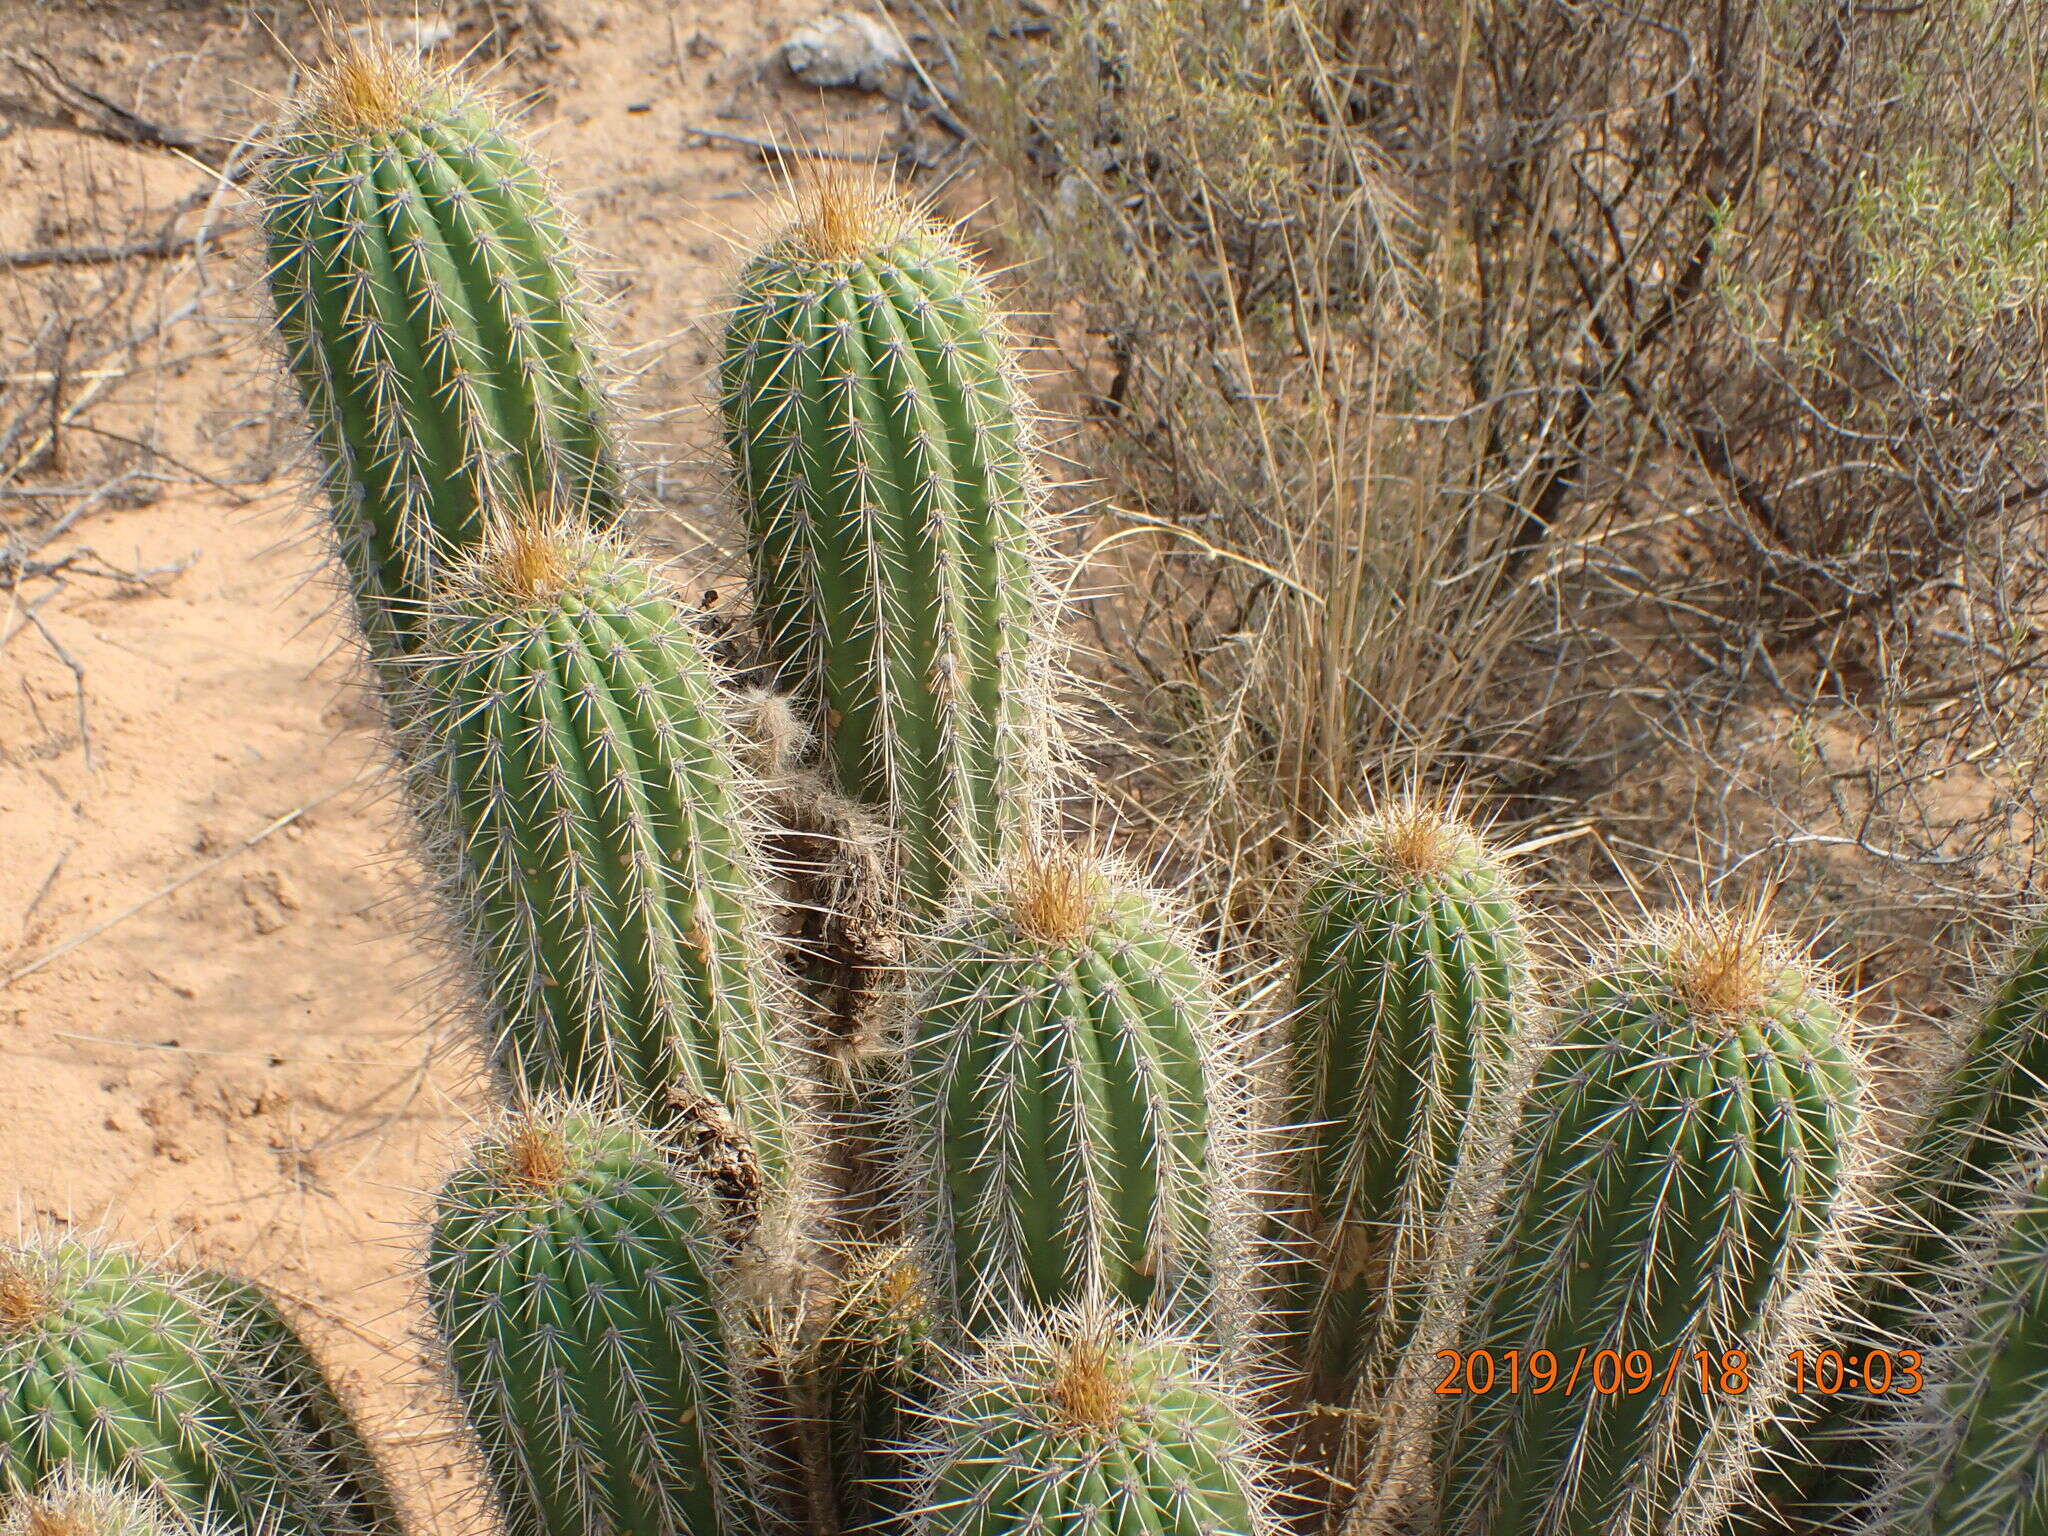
[929,0,2048,1004]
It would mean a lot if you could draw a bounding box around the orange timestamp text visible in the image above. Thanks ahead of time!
[1432,1347,1925,1397]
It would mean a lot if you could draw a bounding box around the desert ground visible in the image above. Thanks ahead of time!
[0,2,934,1526]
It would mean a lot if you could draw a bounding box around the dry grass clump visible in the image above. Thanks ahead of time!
[931,0,2048,1009]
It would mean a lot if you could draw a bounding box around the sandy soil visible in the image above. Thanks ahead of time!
[0,2,930,1527]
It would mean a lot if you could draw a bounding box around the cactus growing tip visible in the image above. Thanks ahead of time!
[0,1247,52,1331]
[1005,850,1107,946]
[298,37,437,136]
[788,171,920,262]
[1668,904,1781,1018]
[1049,1333,1129,1431]
[499,1121,572,1191]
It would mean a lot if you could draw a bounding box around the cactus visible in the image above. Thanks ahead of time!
[1281,802,1531,1411]
[906,1303,1270,1536]
[1870,1145,2048,1536]
[0,1238,361,1536]
[813,1247,945,1533]
[413,518,798,1193]
[2,1472,187,1536]
[1756,914,2048,1527]
[426,1105,760,1536]
[902,849,1235,1337]
[258,38,621,659]
[1435,907,1868,1536]
[720,175,1050,917]
[184,1270,404,1536]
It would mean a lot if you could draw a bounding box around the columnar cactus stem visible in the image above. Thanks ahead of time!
[721,175,1051,917]
[1282,802,1531,1410]
[0,1239,362,1536]
[1757,915,2048,1527]
[185,1271,404,1536]
[902,850,1236,1338]
[1872,1145,2048,1536]
[813,1246,944,1532]
[1435,907,1868,1536]
[426,1105,761,1536]
[413,517,799,1194]
[258,39,622,658]
[907,1303,1272,1536]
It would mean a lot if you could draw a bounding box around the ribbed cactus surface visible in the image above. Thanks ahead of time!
[415,521,795,1190]
[1759,915,2048,1528]
[426,1106,756,1536]
[1876,1147,2048,1536]
[904,852,1229,1336]
[1283,804,1529,1408]
[1438,911,1866,1536]
[815,1248,944,1532]
[259,41,620,657]
[186,1270,403,1536]
[908,1305,1268,1536]
[721,178,1047,915]
[0,1239,357,1536]
[1,1472,185,1536]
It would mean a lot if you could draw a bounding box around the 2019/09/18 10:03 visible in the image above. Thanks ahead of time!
[1432,1348,1927,1397]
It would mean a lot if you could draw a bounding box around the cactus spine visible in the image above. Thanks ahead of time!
[907,1304,1270,1536]
[2,1473,186,1536]
[1758,915,2048,1526]
[414,519,797,1190]
[426,1105,757,1536]
[813,1248,945,1532]
[1283,803,1530,1409]
[184,1270,404,1536]
[0,1239,360,1536]
[259,40,621,658]
[720,177,1048,916]
[1436,909,1867,1536]
[903,850,1233,1336]
[1872,1146,2048,1536]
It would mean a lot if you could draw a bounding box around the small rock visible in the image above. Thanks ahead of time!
[781,12,909,92]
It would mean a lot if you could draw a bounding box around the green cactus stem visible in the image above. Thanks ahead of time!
[720,176,1050,917]
[0,1238,363,1536]
[903,849,1234,1338]
[1282,802,1531,1411]
[1436,908,1868,1536]
[258,40,621,658]
[1872,1145,2048,1536]
[426,1105,760,1536]
[184,1270,404,1536]
[907,1303,1271,1536]
[414,518,798,1195]
[1756,915,2048,1529]
[813,1246,945,1533]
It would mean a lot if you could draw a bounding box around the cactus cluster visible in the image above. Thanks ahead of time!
[15,33,2045,1536]
[0,1239,377,1536]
